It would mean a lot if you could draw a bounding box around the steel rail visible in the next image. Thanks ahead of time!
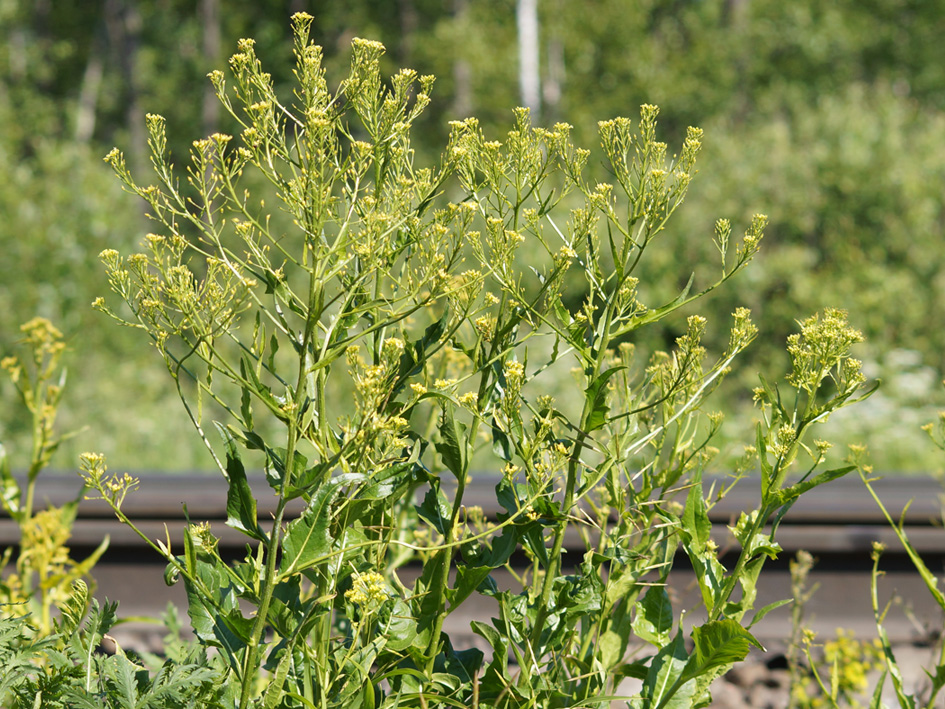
[3,472,942,553]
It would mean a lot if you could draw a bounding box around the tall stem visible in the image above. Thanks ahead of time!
[239,479,290,707]
[424,472,468,674]
[239,264,321,707]
[530,297,616,651]
[422,324,493,674]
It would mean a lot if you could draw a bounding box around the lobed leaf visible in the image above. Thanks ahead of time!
[279,477,345,576]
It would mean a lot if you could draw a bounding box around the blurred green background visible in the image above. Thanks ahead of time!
[1,0,943,472]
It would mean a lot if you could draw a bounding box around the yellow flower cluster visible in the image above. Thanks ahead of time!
[79,452,139,510]
[345,570,387,607]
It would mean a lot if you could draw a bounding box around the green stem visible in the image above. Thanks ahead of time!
[239,262,322,707]
[422,323,493,675]
[423,472,468,675]
[530,296,616,651]
[528,430,586,651]
[709,498,776,622]
[238,497,288,707]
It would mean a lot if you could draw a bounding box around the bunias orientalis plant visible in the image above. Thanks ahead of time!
[0,318,107,636]
[90,13,873,709]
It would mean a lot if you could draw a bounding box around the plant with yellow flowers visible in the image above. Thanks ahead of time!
[72,13,879,708]
[1,318,107,635]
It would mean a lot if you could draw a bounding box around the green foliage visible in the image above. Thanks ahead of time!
[0,580,231,708]
[69,18,882,707]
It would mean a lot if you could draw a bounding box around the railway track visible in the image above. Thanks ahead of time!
[3,472,944,652]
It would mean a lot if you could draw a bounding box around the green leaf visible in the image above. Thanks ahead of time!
[737,526,782,561]
[633,586,674,647]
[491,418,512,461]
[757,424,774,499]
[927,662,945,699]
[864,473,945,612]
[216,423,266,543]
[435,403,467,479]
[485,526,518,568]
[644,631,694,709]
[521,523,550,566]
[435,640,484,687]
[679,620,764,687]
[495,477,523,517]
[238,359,255,430]
[394,309,450,389]
[470,620,504,655]
[551,296,571,331]
[554,571,603,622]
[239,353,280,413]
[412,553,442,649]
[868,669,888,709]
[183,520,197,577]
[266,579,302,638]
[380,598,419,652]
[286,460,333,500]
[73,597,119,668]
[267,446,308,490]
[599,600,632,670]
[416,483,451,536]
[279,477,344,576]
[777,465,856,506]
[110,655,139,706]
[691,552,727,619]
[747,598,791,629]
[267,332,280,372]
[584,366,625,432]
[681,478,711,550]
[57,579,92,637]
[224,423,268,454]
[180,550,251,672]
[448,565,493,610]
[876,622,916,709]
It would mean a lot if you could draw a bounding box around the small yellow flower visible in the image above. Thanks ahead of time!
[557,245,577,260]
[504,361,524,380]
[345,570,388,608]
[382,337,405,354]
